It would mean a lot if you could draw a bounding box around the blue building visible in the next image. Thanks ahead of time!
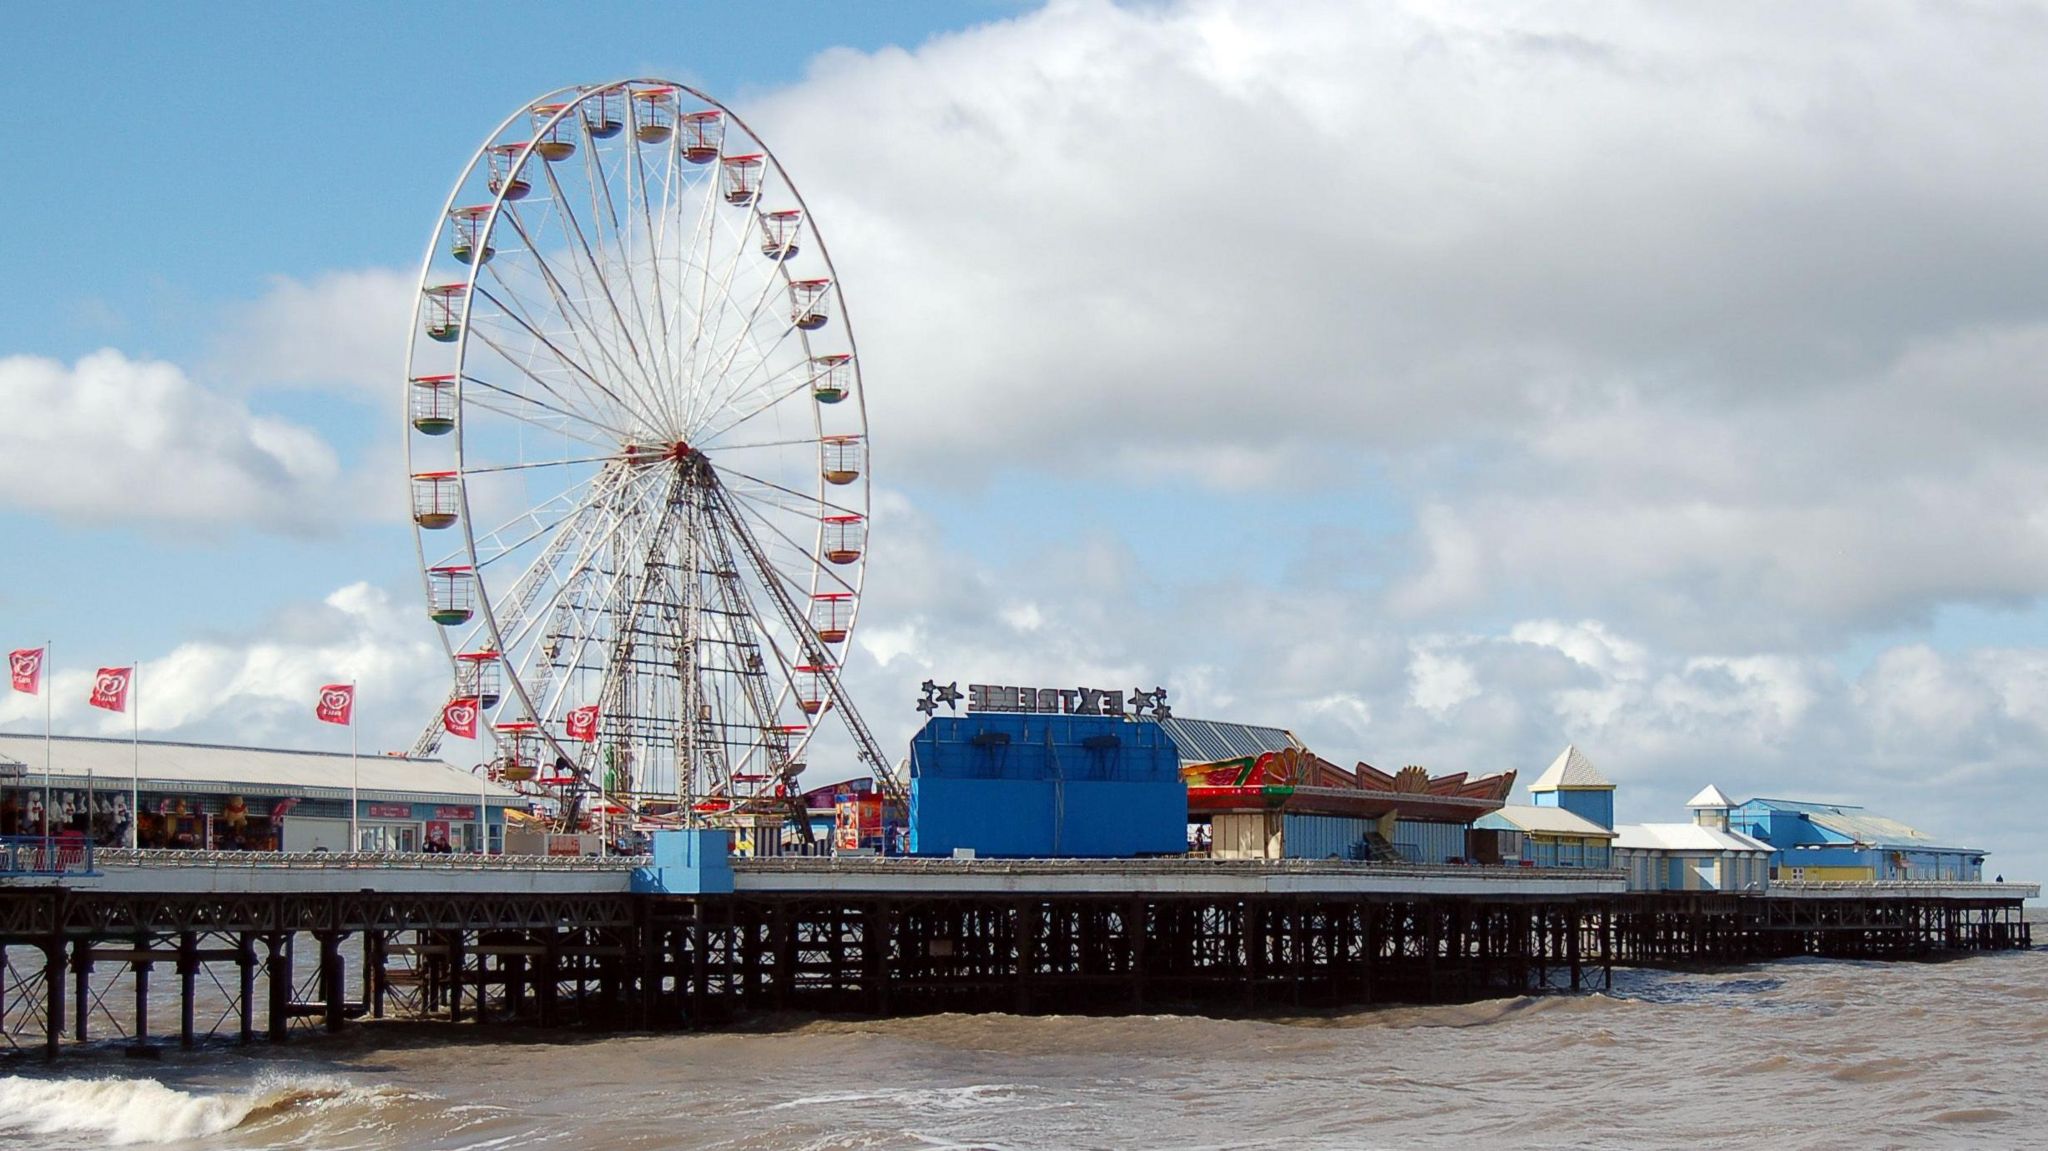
[906,712,1186,857]
[1728,797,1987,882]
[1476,745,1618,868]
[1529,744,1614,829]
[1612,785,1774,892]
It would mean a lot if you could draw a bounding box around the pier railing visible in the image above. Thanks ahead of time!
[90,848,650,871]
[1769,878,2041,898]
[736,855,1629,881]
[0,835,93,877]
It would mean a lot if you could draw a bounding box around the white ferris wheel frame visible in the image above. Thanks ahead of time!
[401,78,871,810]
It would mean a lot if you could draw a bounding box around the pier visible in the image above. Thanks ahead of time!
[0,852,2030,1058]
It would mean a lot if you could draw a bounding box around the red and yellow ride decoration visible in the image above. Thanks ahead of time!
[1183,747,1516,822]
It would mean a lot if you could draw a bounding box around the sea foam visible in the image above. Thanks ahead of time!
[0,1072,367,1146]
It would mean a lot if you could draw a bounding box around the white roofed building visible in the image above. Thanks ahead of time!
[1476,803,1618,869]
[1613,818,1774,893]
[0,733,520,854]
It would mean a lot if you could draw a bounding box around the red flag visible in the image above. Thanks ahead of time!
[88,667,132,713]
[443,696,480,740]
[315,683,355,726]
[566,703,600,742]
[9,648,43,694]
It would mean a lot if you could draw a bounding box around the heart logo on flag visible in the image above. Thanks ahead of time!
[315,683,355,726]
[8,649,42,694]
[443,696,479,739]
[566,703,601,742]
[88,667,132,713]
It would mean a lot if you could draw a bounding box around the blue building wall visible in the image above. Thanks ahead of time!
[907,713,1185,857]
[1282,813,1371,860]
[1730,799,1986,881]
[1393,819,1470,864]
[1533,788,1614,830]
[633,829,735,893]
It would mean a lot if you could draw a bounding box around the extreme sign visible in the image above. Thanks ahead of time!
[917,679,1171,719]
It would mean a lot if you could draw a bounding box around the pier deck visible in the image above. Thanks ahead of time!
[0,853,2030,1059]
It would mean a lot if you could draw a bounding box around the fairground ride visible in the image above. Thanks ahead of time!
[401,79,902,844]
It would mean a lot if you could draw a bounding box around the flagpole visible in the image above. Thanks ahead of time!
[130,660,140,850]
[349,680,360,854]
[477,739,488,856]
[42,641,52,856]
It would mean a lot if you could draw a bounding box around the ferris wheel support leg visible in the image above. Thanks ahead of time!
[709,481,906,809]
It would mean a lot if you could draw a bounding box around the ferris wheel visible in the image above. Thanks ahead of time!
[402,79,878,831]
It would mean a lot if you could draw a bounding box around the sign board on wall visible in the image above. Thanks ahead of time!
[916,679,1171,719]
[365,804,413,820]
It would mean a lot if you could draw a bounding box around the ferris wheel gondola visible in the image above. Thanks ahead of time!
[402,79,872,832]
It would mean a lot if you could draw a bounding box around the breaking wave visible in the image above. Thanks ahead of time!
[0,1072,390,1146]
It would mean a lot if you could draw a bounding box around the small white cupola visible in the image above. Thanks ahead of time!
[1686,783,1735,831]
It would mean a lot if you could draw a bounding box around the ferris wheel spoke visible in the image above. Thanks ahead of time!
[460,390,622,451]
[714,463,859,520]
[490,198,657,425]
[680,178,777,434]
[493,490,665,686]
[471,256,660,436]
[720,488,860,600]
[686,313,811,445]
[695,378,814,450]
[561,130,670,442]
[469,476,606,566]
[600,99,682,438]
[541,140,675,429]
[459,335,640,447]
[469,283,667,435]
[631,126,681,410]
[694,176,803,407]
[708,488,841,705]
[671,152,724,423]
[702,435,827,453]
[464,453,621,476]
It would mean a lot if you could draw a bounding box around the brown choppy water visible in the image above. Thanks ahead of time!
[1,945,2042,1150]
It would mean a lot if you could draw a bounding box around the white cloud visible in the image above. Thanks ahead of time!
[0,349,343,530]
[1408,644,1478,717]
[0,582,448,757]
[212,267,415,399]
[724,1,2048,643]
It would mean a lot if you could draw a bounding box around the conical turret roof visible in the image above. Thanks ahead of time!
[1686,783,1735,809]
[1530,744,1613,792]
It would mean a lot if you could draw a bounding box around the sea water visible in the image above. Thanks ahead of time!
[0,942,2040,1150]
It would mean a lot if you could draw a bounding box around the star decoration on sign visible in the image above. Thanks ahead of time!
[915,679,963,716]
[1130,686,1171,720]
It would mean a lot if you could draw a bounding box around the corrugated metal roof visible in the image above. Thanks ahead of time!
[1743,797,1977,851]
[0,733,519,806]
[1613,822,1772,853]
[1804,809,1941,848]
[1530,744,1612,791]
[1153,716,1303,764]
[1480,803,1617,839]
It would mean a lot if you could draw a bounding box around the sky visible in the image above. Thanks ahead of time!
[4,1,2047,887]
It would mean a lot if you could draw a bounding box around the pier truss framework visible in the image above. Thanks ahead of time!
[0,884,2029,1058]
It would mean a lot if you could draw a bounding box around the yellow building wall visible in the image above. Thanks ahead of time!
[1787,864,1876,882]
